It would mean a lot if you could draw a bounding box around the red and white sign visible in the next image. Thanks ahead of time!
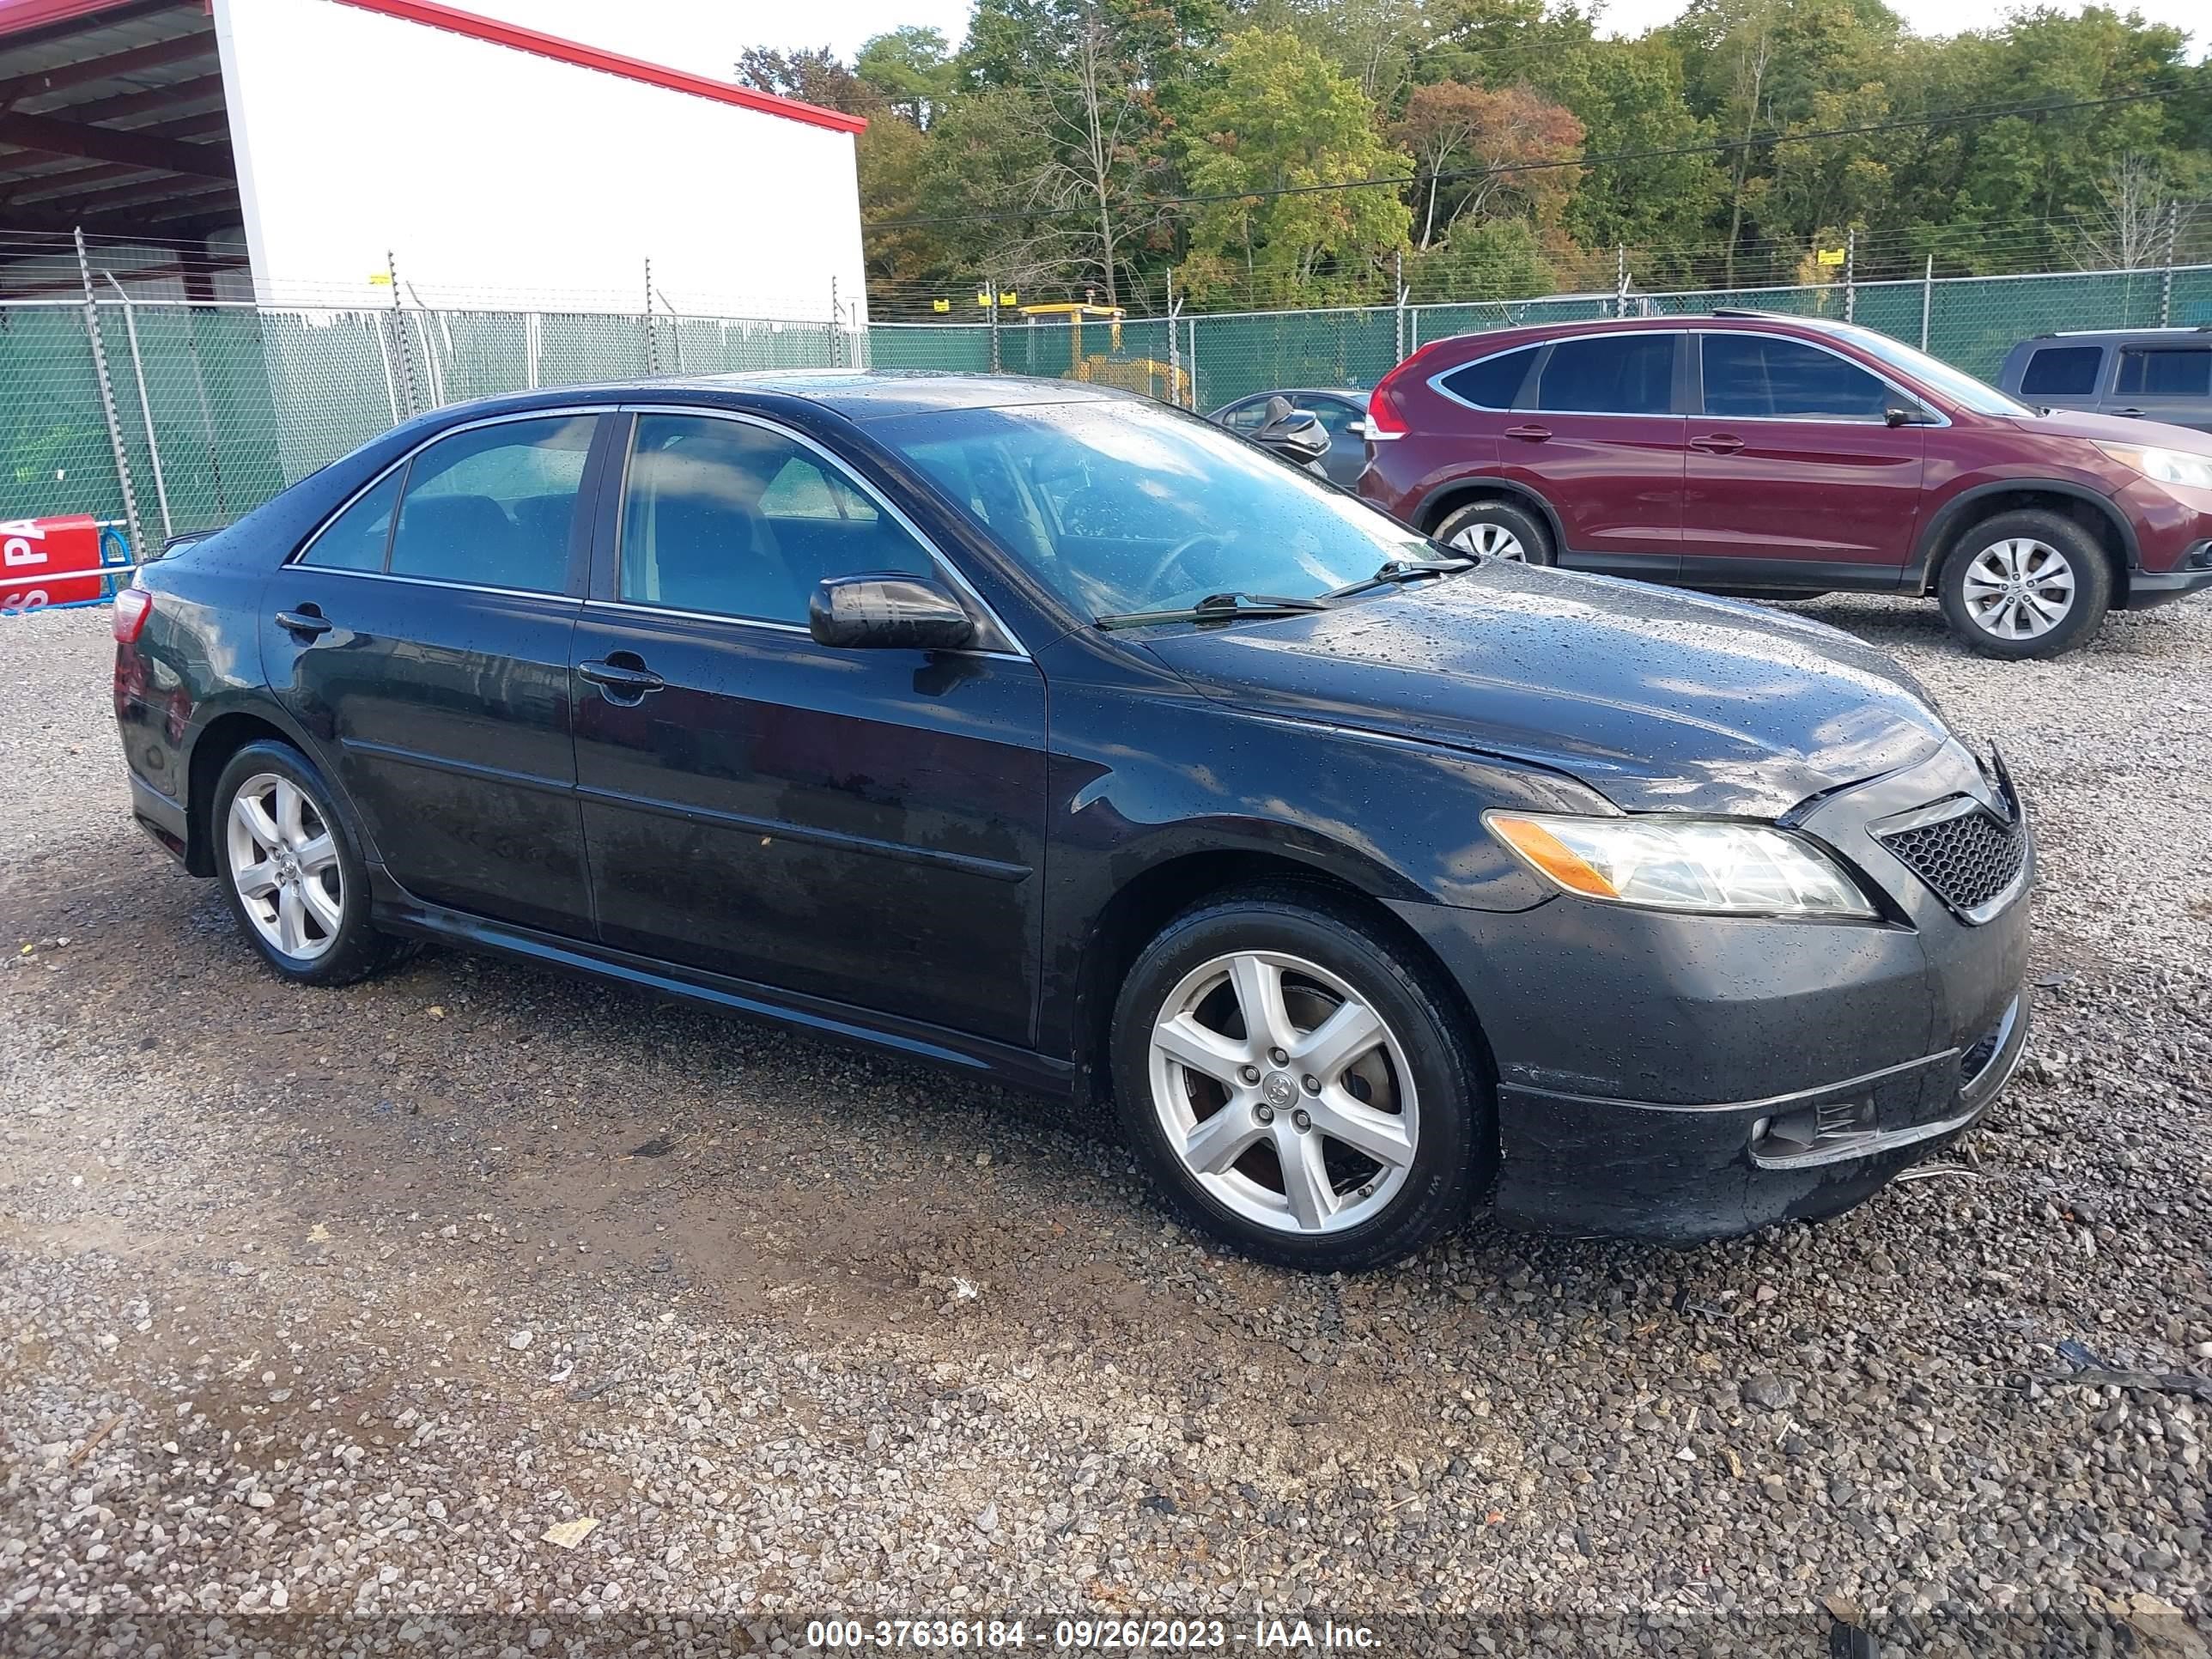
[1,516,104,612]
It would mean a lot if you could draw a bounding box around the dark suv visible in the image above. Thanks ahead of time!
[1358,313,2212,659]
[1998,327,2212,434]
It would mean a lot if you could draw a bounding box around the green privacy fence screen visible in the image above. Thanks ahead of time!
[7,260,2209,557]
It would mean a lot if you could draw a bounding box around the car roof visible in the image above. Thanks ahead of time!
[1413,310,1875,356]
[392,369,1141,431]
[2015,327,2212,346]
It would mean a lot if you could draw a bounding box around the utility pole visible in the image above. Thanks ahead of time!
[988,279,1002,374]
[1844,229,1856,324]
[386,251,418,418]
[1615,244,1629,317]
[1394,248,1406,361]
[2161,200,2180,328]
[1165,270,1180,404]
[76,228,146,562]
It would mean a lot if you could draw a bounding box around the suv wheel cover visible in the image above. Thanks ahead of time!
[1963,537,2075,641]
[1447,521,1526,561]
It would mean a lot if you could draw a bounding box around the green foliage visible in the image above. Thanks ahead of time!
[833,0,2209,313]
[1179,29,1413,301]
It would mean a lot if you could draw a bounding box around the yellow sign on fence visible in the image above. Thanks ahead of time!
[1815,247,1846,267]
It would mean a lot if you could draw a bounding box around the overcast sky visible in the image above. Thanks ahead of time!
[743,0,2205,65]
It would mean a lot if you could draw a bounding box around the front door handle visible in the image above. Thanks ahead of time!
[275,607,331,640]
[1504,424,1552,442]
[2115,407,2144,418]
[578,656,666,701]
[1689,434,1746,453]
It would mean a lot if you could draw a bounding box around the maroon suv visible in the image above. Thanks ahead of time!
[1358,312,2212,659]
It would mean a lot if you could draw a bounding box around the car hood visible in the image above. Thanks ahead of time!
[2016,406,2212,453]
[1139,562,1953,817]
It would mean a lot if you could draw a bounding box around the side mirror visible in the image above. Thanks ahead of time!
[1253,400,1332,464]
[1345,418,1368,438]
[1884,404,1921,428]
[808,573,977,651]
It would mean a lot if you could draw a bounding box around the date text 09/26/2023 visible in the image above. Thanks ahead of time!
[804,1618,1380,1651]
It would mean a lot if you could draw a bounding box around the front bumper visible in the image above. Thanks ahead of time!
[1390,738,2034,1243]
[2125,546,2212,611]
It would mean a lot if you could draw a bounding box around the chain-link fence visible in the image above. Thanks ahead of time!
[8,258,2212,569]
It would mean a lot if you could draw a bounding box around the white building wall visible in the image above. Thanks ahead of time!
[211,0,866,322]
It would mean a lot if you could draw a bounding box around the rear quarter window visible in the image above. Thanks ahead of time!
[2018,346,2103,398]
[1437,345,1540,410]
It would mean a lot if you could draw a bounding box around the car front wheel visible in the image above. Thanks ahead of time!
[213,738,405,986]
[1110,884,1492,1271]
[1936,509,2112,659]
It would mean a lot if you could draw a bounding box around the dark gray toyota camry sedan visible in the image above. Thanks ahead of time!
[112,372,2033,1271]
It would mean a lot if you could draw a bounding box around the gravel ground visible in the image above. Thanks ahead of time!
[2,594,2209,1657]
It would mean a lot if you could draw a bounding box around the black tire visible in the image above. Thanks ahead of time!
[1936,508,2113,660]
[1431,497,1555,566]
[210,739,406,987]
[1109,882,1493,1272]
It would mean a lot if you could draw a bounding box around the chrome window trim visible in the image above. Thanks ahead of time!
[288,404,608,581]
[1692,330,1953,428]
[1426,343,1548,413]
[1421,327,1954,427]
[278,564,586,604]
[617,402,1032,660]
[576,594,1030,665]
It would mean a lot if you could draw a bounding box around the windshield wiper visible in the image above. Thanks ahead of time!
[1095,591,1333,631]
[1322,556,1476,601]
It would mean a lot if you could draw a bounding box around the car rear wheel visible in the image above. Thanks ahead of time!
[1433,498,1553,566]
[213,739,406,986]
[1110,884,1492,1271]
[1936,509,2112,659]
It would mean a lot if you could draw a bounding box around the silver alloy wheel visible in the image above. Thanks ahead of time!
[1447,520,1527,561]
[226,771,343,961]
[1148,950,1419,1236]
[1962,537,2075,641]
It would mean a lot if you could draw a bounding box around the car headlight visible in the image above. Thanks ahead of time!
[2096,442,2212,490]
[1485,812,1877,918]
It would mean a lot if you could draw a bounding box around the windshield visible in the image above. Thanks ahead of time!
[872,399,1432,620]
[1830,325,2036,417]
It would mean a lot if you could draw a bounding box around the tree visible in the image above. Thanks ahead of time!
[735,46,879,116]
[857,27,958,128]
[1180,29,1412,303]
[1532,40,1725,284]
[2076,154,2187,271]
[1390,82,1582,250]
[957,0,1228,307]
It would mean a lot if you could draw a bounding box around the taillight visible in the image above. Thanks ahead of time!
[112,585,154,644]
[1368,341,1448,440]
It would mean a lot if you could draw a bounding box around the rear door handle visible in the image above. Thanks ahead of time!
[274,607,331,640]
[2114,407,2144,418]
[1689,434,1745,453]
[578,657,666,699]
[1504,424,1552,442]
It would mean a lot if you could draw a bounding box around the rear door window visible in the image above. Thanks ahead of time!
[1535,335,1676,415]
[1700,334,1891,421]
[1438,346,1540,410]
[2019,345,2103,398]
[2116,347,2212,399]
[386,416,598,592]
[301,466,403,572]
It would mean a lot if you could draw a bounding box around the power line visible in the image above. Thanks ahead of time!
[865,80,2206,232]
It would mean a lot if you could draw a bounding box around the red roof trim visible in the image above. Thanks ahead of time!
[326,0,866,133]
[0,0,141,42]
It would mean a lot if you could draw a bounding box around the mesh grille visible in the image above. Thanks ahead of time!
[1879,802,2027,915]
